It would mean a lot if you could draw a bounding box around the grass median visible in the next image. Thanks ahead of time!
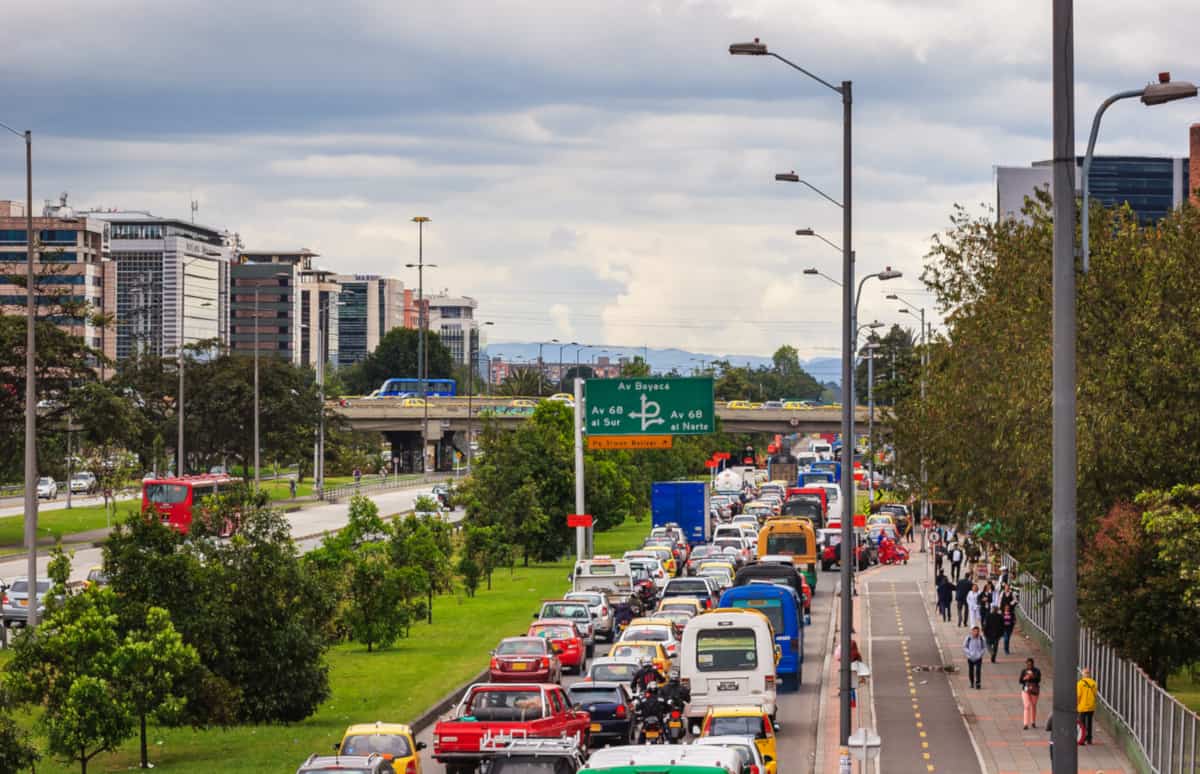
[33,515,649,774]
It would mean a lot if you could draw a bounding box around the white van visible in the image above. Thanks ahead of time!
[711,525,746,543]
[585,744,741,773]
[810,441,833,460]
[573,557,633,594]
[814,482,842,525]
[680,610,779,724]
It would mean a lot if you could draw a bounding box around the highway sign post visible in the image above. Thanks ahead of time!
[584,377,714,436]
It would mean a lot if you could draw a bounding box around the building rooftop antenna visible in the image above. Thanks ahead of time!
[190,199,198,224]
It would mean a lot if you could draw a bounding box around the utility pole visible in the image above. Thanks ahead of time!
[1050,0,1078,770]
[407,217,433,472]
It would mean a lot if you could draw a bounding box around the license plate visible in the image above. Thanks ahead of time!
[668,721,682,728]
[512,662,528,670]
[17,600,26,607]
[590,723,601,732]
[718,681,739,692]
[646,730,660,738]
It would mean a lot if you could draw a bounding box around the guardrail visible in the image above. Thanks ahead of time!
[1002,552,1199,773]
[321,472,459,503]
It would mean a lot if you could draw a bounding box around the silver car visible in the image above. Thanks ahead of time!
[565,590,614,642]
[35,477,57,500]
[2,577,52,626]
[69,471,97,494]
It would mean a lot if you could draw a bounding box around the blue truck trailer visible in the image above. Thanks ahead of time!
[651,481,711,545]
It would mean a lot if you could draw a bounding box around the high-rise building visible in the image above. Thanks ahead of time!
[334,274,405,368]
[995,156,1189,224]
[239,249,339,370]
[229,263,302,364]
[85,209,235,360]
[0,197,115,365]
[427,293,479,367]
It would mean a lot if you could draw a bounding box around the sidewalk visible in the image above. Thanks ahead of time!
[924,558,1135,774]
[815,568,877,773]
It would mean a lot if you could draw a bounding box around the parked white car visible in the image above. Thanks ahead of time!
[69,471,97,495]
[35,477,57,500]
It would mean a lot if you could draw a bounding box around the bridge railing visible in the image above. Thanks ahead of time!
[1002,551,1199,773]
[321,472,458,503]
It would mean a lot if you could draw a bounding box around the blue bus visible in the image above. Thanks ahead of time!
[377,378,457,397]
[719,581,804,690]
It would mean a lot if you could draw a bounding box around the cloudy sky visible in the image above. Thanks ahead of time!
[2,0,1197,358]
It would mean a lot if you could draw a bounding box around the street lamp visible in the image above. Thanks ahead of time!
[1,121,37,629]
[803,267,842,287]
[775,172,843,208]
[795,228,842,254]
[405,216,436,472]
[732,35,855,742]
[557,340,578,391]
[1081,73,1197,272]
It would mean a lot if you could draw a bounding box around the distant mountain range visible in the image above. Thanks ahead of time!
[484,342,843,387]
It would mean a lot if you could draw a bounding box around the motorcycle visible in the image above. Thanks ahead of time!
[633,692,669,744]
[878,538,910,565]
[663,697,687,743]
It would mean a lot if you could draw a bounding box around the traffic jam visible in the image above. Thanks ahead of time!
[335,443,906,774]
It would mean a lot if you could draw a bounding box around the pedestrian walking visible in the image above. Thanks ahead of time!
[999,582,1017,612]
[983,606,1004,662]
[949,543,965,582]
[963,626,986,689]
[955,574,972,627]
[934,541,946,575]
[966,583,981,630]
[935,572,953,622]
[288,478,297,498]
[1077,667,1098,744]
[978,580,995,619]
[998,564,1011,587]
[1019,658,1042,729]
[1001,603,1016,654]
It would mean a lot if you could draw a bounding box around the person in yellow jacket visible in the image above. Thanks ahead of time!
[1077,667,1098,745]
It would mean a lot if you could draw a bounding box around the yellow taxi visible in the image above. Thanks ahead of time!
[509,398,538,408]
[656,597,704,617]
[546,392,575,404]
[338,722,425,773]
[749,402,764,409]
[700,705,778,774]
[866,514,895,529]
[695,559,736,577]
[400,398,427,408]
[782,401,811,410]
[726,400,753,410]
[606,640,670,675]
[621,617,682,655]
[629,547,676,577]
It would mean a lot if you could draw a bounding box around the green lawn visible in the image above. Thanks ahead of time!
[30,516,649,774]
[1170,669,1200,713]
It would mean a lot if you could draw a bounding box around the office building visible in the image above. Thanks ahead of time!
[334,274,405,368]
[230,262,302,364]
[86,208,235,360]
[995,156,1189,224]
[0,197,115,365]
[426,293,479,367]
[239,248,339,370]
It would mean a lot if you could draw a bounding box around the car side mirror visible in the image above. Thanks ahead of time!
[415,741,427,751]
[532,612,539,619]
[332,743,340,752]
[772,722,781,732]
[763,754,774,762]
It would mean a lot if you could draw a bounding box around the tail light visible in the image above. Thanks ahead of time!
[616,704,627,718]
[490,657,498,669]
[762,716,773,736]
[790,638,800,652]
[541,657,550,669]
[601,607,608,616]
[405,761,417,774]
[671,710,681,719]
[765,675,776,691]
[749,766,760,774]
[701,715,711,735]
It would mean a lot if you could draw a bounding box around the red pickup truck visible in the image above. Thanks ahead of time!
[432,683,590,773]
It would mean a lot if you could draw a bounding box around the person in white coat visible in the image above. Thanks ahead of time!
[966,583,981,629]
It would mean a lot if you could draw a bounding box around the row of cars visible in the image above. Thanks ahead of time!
[34,471,99,499]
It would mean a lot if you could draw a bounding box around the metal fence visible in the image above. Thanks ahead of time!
[321,472,457,503]
[1002,552,1199,773]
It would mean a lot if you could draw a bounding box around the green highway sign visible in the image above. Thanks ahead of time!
[584,377,715,436]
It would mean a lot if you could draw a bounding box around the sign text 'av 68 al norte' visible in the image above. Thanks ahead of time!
[583,377,715,436]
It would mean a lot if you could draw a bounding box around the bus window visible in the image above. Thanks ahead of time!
[729,598,784,633]
[696,628,758,671]
[145,484,188,504]
[765,533,808,555]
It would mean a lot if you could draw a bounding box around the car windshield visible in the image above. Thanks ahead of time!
[592,663,637,681]
[824,488,839,501]
[568,686,621,704]
[690,547,716,559]
[696,628,759,672]
[714,540,742,551]
[467,689,543,719]
[567,593,602,606]
[667,580,709,593]
[623,627,668,642]
[584,564,617,575]
[145,483,188,504]
[542,604,588,619]
[37,477,52,486]
[610,644,655,660]
[708,716,766,737]
[765,534,808,555]
[530,625,573,640]
[496,639,547,656]
[341,733,412,757]
[9,580,50,594]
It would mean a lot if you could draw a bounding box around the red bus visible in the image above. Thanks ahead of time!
[141,474,242,535]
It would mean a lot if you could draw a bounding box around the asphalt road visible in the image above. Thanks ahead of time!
[0,485,451,584]
[865,575,980,774]
[414,568,835,774]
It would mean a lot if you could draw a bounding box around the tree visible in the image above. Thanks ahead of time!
[341,328,454,396]
[853,326,918,406]
[1080,497,1200,687]
[1140,485,1200,610]
[620,356,652,377]
[497,366,551,397]
[110,607,199,769]
[345,543,409,651]
[461,524,512,591]
[391,514,455,624]
[0,712,37,774]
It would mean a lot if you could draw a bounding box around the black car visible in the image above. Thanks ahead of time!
[567,682,634,747]
[480,736,587,774]
[876,503,911,536]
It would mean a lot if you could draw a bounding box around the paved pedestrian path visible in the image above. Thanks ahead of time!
[922,556,1135,774]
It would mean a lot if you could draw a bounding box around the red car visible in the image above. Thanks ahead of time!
[490,636,562,684]
[433,683,591,773]
[527,619,586,673]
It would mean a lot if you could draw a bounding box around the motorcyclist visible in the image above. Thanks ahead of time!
[634,682,669,741]
[659,673,691,707]
[630,659,667,692]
